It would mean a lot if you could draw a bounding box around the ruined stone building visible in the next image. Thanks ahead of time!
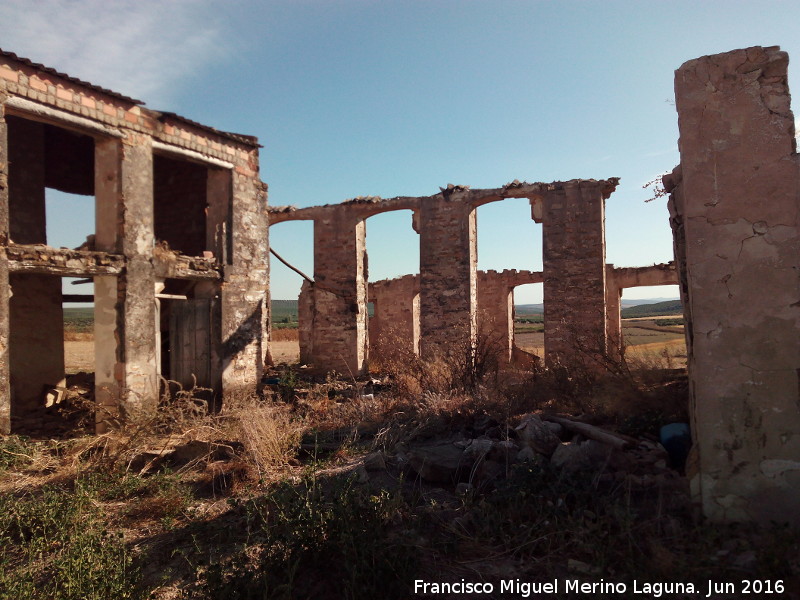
[0,43,797,525]
[0,50,269,434]
[272,184,677,375]
[364,263,676,366]
[271,181,622,375]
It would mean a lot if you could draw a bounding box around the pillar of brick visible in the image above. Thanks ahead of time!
[0,101,10,433]
[309,207,368,375]
[477,270,513,362]
[369,275,420,359]
[539,181,608,368]
[419,190,477,359]
[669,46,800,523]
[221,169,269,393]
[298,279,315,365]
[604,265,623,360]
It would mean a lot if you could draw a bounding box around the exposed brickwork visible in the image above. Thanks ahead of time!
[369,274,420,358]
[419,188,477,359]
[668,46,800,524]
[539,180,613,368]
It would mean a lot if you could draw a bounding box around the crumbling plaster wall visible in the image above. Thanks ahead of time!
[667,46,800,524]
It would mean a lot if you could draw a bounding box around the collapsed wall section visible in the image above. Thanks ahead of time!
[369,274,419,359]
[668,46,800,523]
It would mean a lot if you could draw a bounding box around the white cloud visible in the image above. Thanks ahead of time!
[0,0,229,108]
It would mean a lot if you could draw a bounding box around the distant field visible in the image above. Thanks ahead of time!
[64,307,93,333]
[621,299,682,318]
[272,299,299,325]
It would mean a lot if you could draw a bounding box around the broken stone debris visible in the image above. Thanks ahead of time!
[401,412,686,494]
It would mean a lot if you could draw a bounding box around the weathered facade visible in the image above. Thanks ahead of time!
[666,46,800,524]
[0,50,269,434]
[272,179,619,373]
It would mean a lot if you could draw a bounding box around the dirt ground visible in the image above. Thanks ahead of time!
[271,340,301,364]
[64,341,94,373]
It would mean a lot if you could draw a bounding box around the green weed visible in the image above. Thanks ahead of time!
[200,474,418,599]
[0,481,140,600]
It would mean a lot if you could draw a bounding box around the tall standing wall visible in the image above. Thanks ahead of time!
[668,46,800,523]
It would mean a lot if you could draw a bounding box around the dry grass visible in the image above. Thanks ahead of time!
[63,330,94,342]
[217,393,303,480]
[271,327,299,342]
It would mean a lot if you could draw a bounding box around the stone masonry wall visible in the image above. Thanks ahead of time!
[311,207,368,375]
[604,263,678,357]
[369,274,419,359]
[419,188,477,359]
[367,269,543,365]
[477,270,514,362]
[540,180,610,368]
[668,46,800,523]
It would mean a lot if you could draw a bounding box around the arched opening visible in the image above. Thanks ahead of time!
[268,220,314,364]
[476,197,542,273]
[512,282,544,364]
[365,209,419,362]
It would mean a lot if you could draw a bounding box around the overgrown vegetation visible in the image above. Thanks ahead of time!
[1,340,797,599]
[0,475,139,599]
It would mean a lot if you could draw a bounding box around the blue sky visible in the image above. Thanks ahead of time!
[2,0,799,303]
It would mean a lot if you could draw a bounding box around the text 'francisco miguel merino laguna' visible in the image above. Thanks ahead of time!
[413,578,785,597]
